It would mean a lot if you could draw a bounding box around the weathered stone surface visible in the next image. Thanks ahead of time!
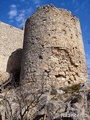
[0,82,90,120]
[0,22,23,73]
[31,82,90,120]
[20,5,87,86]
[0,4,89,120]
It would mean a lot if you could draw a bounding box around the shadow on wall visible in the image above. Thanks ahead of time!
[6,48,23,86]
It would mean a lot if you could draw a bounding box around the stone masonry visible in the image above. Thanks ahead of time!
[0,5,89,120]
[0,5,88,87]
[20,5,88,87]
[0,22,23,73]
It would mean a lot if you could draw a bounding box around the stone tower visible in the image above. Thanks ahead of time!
[20,5,87,87]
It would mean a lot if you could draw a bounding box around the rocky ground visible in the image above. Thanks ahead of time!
[0,81,90,120]
[31,82,90,120]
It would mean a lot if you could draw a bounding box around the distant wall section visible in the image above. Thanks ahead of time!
[0,22,23,73]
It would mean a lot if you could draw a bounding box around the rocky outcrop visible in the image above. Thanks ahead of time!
[0,82,90,120]
[31,82,90,120]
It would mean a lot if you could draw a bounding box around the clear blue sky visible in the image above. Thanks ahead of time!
[0,0,90,77]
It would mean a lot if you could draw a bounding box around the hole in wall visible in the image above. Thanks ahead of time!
[68,81,71,84]
[71,36,73,39]
[55,74,62,78]
[36,37,40,40]
[39,55,43,59]
[55,74,65,78]
[51,29,56,31]
[41,44,44,48]
[44,70,49,76]
[43,18,46,21]
[79,61,81,63]
[48,33,50,36]
[45,70,49,73]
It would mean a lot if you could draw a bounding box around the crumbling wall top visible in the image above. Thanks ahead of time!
[35,5,79,21]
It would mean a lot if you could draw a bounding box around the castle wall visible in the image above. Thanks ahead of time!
[0,22,23,74]
[20,5,87,86]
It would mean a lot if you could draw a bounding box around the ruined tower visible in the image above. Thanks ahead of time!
[20,5,87,86]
